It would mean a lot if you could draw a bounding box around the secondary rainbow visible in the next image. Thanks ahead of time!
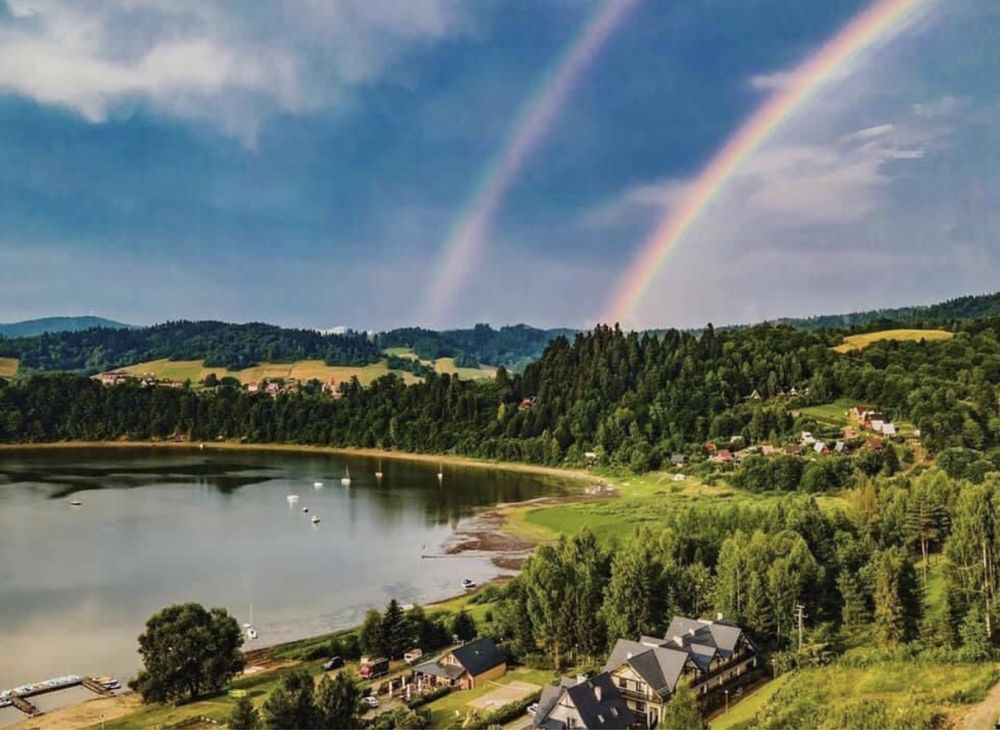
[422,0,641,326]
[605,0,924,324]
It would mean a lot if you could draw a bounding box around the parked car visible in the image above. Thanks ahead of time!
[322,656,344,671]
[403,648,423,664]
[527,703,540,716]
[359,656,389,680]
[361,695,379,709]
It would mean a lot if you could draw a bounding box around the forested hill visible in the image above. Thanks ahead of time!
[774,290,1000,331]
[375,323,575,370]
[0,321,381,373]
[0,316,132,338]
[4,320,1000,472]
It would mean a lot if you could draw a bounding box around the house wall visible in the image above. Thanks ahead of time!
[467,662,506,689]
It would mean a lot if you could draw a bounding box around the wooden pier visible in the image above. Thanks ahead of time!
[9,695,40,716]
[81,677,112,696]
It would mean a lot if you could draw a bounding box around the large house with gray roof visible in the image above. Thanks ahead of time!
[532,673,634,730]
[603,616,757,728]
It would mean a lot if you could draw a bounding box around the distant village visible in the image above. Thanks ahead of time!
[98,371,344,399]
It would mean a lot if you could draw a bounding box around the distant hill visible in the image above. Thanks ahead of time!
[773,291,1000,332]
[0,320,382,374]
[0,316,132,339]
[376,323,576,371]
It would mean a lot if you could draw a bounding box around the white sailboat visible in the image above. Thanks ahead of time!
[287,494,300,505]
[437,463,444,482]
[313,480,324,489]
[341,466,351,486]
[375,460,383,481]
[311,515,321,524]
[243,605,259,641]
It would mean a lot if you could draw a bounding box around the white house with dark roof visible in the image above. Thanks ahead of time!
[412,637,506,691]
[532,673,634,730]
[602,616,757,728]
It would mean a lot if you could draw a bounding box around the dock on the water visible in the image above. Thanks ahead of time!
[80,677,112,697]
[9,695,40,716]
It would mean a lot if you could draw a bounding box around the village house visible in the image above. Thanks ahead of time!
[412,637,506,691]
[711,449,733,464]
[532,673,634,730]
[99,371,132,386]
[800,431,816,446]
[603,616,757,728]
[670,453,687,467]
[879,422,897,437]
[813,441,830,455]
[246,381,260,394]
[834,440,849,455]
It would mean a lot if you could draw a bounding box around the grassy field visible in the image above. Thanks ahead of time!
[117,354,495,386]
[0,357,17,377]
[384,347,495,381]
[833,328,953,353]
[118,358,421,386]
[710,675,791,730]
[798,399,855,429]
[723,649,998,729]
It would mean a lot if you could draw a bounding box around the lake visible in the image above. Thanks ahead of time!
[0,447,568,702]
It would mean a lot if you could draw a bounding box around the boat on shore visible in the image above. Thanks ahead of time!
[461,578,477,591]
[311,515,321,524]
[313,481,324,488]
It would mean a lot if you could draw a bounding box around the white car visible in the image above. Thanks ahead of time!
[527,703,540,716]
[361,695,380,709]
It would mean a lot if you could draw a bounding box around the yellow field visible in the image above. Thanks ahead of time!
[433,357,496,380]
[0,357,18,377]
[119,358,421,386]
[833,328,953,353]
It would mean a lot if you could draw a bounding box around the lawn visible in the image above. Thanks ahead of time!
[432,357,496,380]
[0,357,17,377]
[833,328,953,353]
[710,674,791,730]
[424,667,554,727]
[798,399,855,429]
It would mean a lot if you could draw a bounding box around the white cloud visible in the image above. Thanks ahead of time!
[748,70,797,92]
[0,0,473,145]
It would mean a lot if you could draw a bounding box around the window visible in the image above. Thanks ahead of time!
[618,677,627,689]
[636,682,646,694]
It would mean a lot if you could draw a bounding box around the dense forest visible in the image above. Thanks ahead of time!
[3,320,1000,472]
[0,315,132,339]
[374,323,575,369]
[774,290,1000,332]
[0,321,381,372]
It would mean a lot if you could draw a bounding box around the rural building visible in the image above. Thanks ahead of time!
[603,616,757,728]
[800,431,816,446]
[670,453,687,467]
[834,441,849,455]
[813,441,829,455]
[100,372,131,386]
[412,637,506,691]
[711,449,733,464]
[532,673,634,730]
[879,423,897,437]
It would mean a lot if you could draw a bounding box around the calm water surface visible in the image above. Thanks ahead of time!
[0,447,568,695]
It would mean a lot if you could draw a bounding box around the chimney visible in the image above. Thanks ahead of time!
[594,685,603,702]
[673,636,683,647]
[688,628,696,636]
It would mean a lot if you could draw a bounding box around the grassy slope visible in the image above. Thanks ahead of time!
[115,353,495,386]
[833,328,953,353]
[0,357,17,377]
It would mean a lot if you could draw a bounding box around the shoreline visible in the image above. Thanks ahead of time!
[0,440,604,487]
[2,439,618,728]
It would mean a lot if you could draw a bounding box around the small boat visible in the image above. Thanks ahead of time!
[461,578,477,591]
[244,606,259,641]
[287,494,300,504]
[302,506,309,513]
[313,481,324,488]
[341,466,351,487]
[69,499,82,506]
[375,460,383,481]
[437,463,444,482]
[311,515,321,524]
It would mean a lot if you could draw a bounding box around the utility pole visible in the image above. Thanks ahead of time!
[794,603,806,651]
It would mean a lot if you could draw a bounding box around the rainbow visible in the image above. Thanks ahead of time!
[422,0,641,326]
[605,0,924,325]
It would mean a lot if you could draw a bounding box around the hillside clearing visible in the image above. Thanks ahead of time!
[0,357,17,377]
[833,328,953,353]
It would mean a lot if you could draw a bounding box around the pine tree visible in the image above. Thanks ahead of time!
[382,599,411,659]
[359,609,386,657]
[872,548,921,646]
[315,673,360,729]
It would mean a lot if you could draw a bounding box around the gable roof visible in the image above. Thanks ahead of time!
[534,673,634,730]
[604,639,691,697]
[450,637,504,677]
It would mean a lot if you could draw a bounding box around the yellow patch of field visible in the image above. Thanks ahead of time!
[0,357,18,377]
[833,328,953,353]
[433,357,496,380]
[118,358,421,386]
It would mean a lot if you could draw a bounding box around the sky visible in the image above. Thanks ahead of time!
[0,0,996,331]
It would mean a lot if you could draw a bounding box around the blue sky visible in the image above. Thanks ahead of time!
[0,0,995,330]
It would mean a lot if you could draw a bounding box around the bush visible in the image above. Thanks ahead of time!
[406,685,451,709]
